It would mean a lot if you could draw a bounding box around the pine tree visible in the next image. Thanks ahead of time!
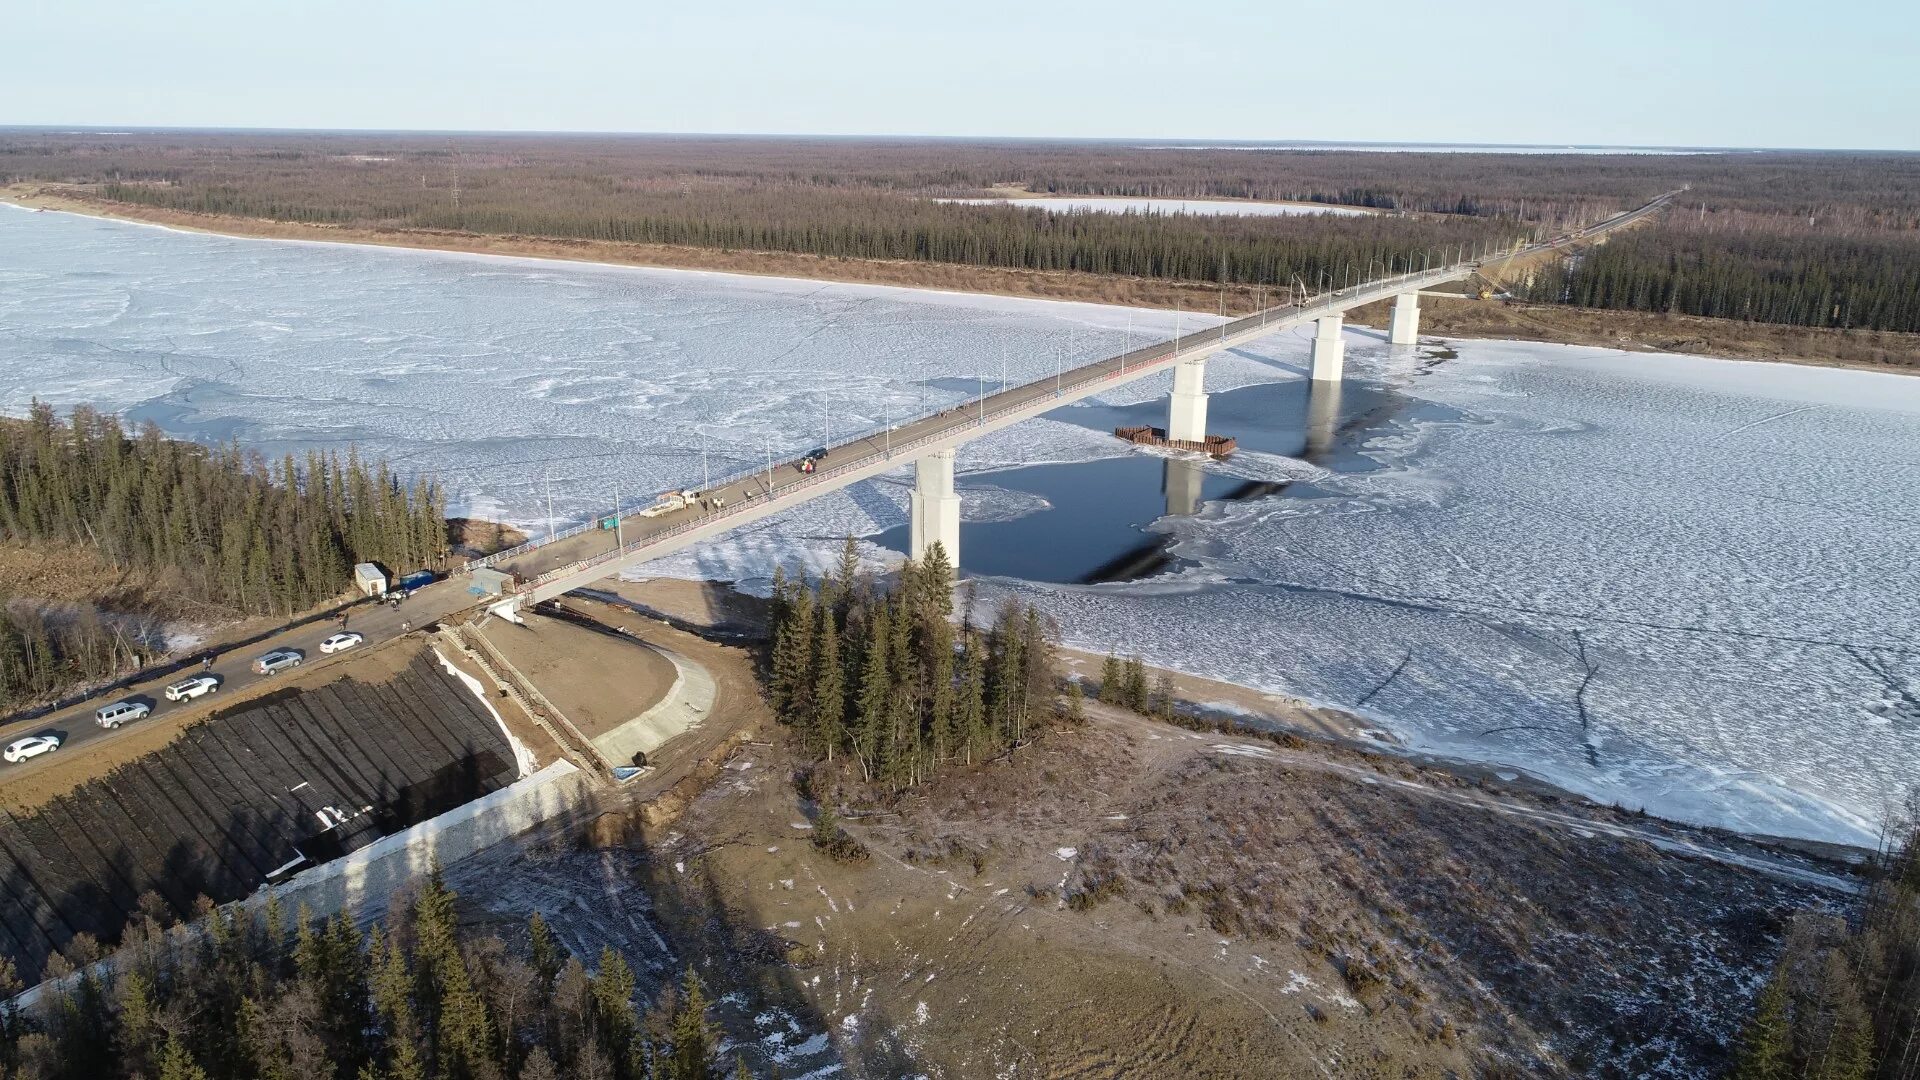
[116,969,162,1076]
[590,947,639,1066]
[1812,953,1875,1080]
[811,610,845,761]
[1099,654,1124,706]
[958,632,989,765]
[770,587,816,726]
[1731,960,1792,1080]
[159,1034,211,1080]
[529,912,563,992]
[1060,679,1087,726]
[1123,657,1149,713]
[666,968,718,1080]
[854,601,893,780]
[1151,673,1178,721]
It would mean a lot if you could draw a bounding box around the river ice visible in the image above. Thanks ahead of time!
[4,204,1916,847]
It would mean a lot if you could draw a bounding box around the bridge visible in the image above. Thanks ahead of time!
[476,190,1680,611]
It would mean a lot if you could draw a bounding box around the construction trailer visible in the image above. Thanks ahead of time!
[353,563,389,597]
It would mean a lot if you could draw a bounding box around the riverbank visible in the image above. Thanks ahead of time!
[14,181,1910,373]
[2,183,1271,315]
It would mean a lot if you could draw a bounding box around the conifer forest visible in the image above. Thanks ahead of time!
[6,131,1916,330]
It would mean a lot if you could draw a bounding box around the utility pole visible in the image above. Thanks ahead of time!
[612,476,623,548]
[544,468,555,540]
[978,373,985,426]
[1123,310,1133,375]
[701,432,709,490]
[764,441,772,495]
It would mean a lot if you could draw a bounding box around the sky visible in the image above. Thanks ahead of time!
[7,0,1916,150]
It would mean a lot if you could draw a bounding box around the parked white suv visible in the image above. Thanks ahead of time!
[4,735,61,763]
[165,675,220,702]
[95,699,151,729]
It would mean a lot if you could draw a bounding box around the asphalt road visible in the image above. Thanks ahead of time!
[0,577,482,783]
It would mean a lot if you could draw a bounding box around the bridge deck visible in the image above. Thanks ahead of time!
[478,189,1679,606]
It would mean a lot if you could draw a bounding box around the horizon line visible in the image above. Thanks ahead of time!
[2,124,1915,155]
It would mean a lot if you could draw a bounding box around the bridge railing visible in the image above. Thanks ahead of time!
[470,264,1466,579]
[509,264,1472,597]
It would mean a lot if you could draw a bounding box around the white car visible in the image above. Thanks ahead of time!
[4,735,61,763]
[320,632,364,655]
[164,675,220,702]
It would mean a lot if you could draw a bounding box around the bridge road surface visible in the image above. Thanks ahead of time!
[473,190,1682,606]
[0,191,1679,783]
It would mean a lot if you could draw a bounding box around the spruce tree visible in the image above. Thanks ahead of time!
[1124,657,1149,713]
[1731,963,1792,1080]
[1060,679,1087,726]
[529,912,563,992]
[1152,673,1178,721]
[1099,654,1124,706]
[591,948,639,1066]
[158,1034,211,1080]
[854,601,893,780]
[811,610,845,761]
[666,968,718,1080]
[958,632,989,764]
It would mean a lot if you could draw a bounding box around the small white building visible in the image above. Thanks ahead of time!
[353,563,389,598]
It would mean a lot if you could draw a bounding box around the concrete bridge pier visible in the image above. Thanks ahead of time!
[1167,356,1210,443]
[1388,292,1421,346]
[909,448,960,568]
[1311,315,1345,382]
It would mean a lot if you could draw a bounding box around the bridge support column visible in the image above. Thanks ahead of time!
[1311,315,1345,382]
[1167,356,1210,443]
[1389,291,1421,346]
[910,449,960,569]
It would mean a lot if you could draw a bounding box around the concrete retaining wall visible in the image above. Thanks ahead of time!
[265,758,593,921]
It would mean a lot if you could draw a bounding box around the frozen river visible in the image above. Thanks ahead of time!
[4,204,1917,847]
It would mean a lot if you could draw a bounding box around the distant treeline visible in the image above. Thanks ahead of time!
[7,132,1919,333]
[0,404,443,709]
[1520,220,1920,332]
[1729,803,1920,1080]
[93,180,1503,292]
[765,541,1071,788]
[0,869,752,1080]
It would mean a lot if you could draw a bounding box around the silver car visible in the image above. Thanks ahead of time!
[252,649,303,675]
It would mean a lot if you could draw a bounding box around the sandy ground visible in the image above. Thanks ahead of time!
[475,610,674,741]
